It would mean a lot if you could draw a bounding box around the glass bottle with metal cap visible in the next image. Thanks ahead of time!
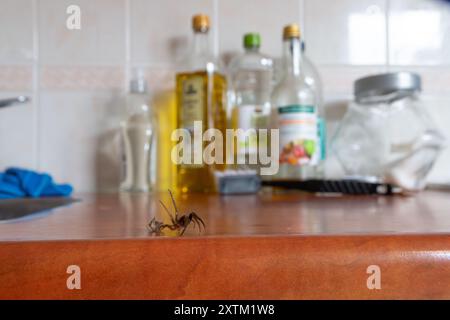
[330,72,445,191]
[227,32,273,170]
[270,24,324,181]
[175,14,227,193]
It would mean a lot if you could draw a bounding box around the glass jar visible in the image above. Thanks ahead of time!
[331,72,445,191]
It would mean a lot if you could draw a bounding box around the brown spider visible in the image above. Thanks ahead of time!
[148,190,205,236]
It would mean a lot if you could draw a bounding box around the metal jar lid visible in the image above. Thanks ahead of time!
[354,72,422,103]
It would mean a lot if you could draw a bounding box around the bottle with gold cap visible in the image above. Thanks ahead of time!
[175,14,227,193]
[270,24,325,181]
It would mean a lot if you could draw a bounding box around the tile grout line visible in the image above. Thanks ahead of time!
[124,0,131,92]
[299,0,305,39]
[130,62,450,70]
[385,0,390,71]
[32,0,40,170]
[213,0,219,57]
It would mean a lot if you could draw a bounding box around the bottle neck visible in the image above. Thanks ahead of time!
[245,46,260,54]
[192,31,210,55]
[125,99,152,122]
[283,37,302,77]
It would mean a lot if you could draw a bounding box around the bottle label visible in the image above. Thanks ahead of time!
[180,75,204,130]
[318,117,326,161]
[277,105,319,166]
[179,75,204,168]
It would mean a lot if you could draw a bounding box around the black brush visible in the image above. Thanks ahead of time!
[262,179,397,195]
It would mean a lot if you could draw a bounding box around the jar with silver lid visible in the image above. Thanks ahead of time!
[330,72,445,191]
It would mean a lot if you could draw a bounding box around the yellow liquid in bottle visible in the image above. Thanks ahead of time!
[175,71,227,193]
[153,89,177,192]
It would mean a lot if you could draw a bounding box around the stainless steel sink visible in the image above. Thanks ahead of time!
[0,198,77,221]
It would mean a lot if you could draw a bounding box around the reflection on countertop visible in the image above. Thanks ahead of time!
[0,190,449,241]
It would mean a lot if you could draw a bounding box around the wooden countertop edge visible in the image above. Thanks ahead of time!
[1,232,450,243]
[1,234,450,299]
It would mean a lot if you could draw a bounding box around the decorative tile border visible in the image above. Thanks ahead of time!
[142,67,176,92]
[0,66,33,91]
[40,66,125,90]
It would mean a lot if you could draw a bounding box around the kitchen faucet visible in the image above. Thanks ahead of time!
[0,96,30,109]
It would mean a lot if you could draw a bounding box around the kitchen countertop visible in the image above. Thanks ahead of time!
[1,191,450,299]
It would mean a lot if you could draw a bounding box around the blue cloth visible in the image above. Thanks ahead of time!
[0,168,73,199]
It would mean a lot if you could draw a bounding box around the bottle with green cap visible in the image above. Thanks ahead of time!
[227,32,274,171]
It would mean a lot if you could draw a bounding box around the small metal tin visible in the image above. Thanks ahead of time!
[215,170,261,195]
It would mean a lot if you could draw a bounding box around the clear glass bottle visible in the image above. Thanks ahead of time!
[175,14,227,193]
[273,42,323,108]
[228,33,273,170]
[302,43,326,169]
[120,70,155,192]
[270,24,324,181]
[302,43,323,110]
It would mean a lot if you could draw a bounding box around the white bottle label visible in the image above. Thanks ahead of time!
[277,105,319,166]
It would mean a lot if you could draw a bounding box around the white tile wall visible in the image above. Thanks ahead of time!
[39,90,123,192]
[0,91,35,169]
[131,0,214,66]
[0,0,34,63]
[39,0,126,65]
[389,0,450,66]
[219,0,301,61]
[0,0,450,192]
[304,0,387,65]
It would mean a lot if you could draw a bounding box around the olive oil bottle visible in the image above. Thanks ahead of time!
[175,14,227,193]
[153,89,177,192]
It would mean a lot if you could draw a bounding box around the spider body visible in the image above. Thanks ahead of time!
[148,190,205,236]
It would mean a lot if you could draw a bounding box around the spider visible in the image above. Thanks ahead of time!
[148,190,205,236]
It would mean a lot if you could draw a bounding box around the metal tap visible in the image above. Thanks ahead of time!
[0,96,30,109]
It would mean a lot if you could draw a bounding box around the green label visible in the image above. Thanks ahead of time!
[318,117,327,161]
[278,105,315,114]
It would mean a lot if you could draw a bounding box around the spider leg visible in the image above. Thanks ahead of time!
[148,215,177,235]
[147,217,157,233]
[184,214,195,229]
[198,216,206,231]
[159,200,177,226]
[155,223,179,235]
[185,213,203,233]
[180,224,189,236]
[149,224,163,235]
[165,224,180,231]
[190,215,198,231]
[168,189,179,219]
[159,223,173,230]
[191,213,205,231]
